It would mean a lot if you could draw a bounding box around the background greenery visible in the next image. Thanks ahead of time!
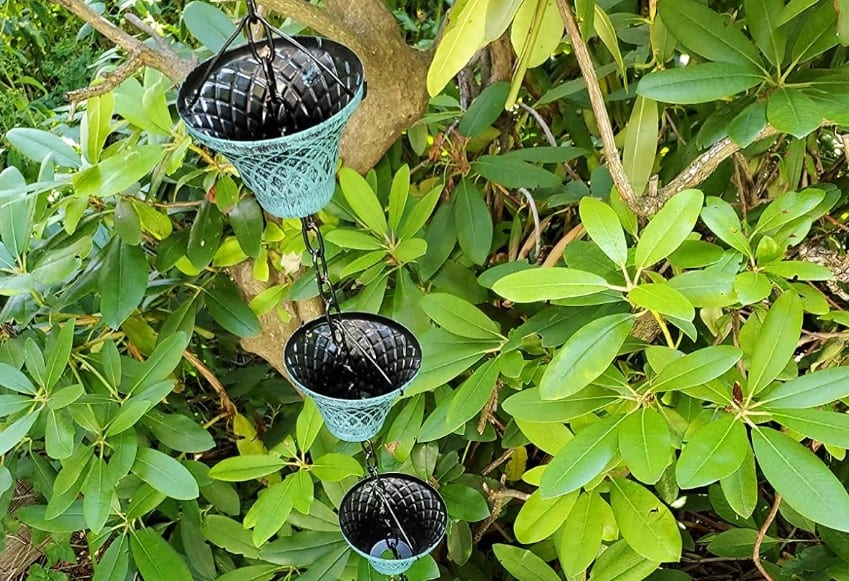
[3,0,849,580]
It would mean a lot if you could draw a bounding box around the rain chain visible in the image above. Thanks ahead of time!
[177,2,447,577]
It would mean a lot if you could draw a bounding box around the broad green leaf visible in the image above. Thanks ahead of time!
[45,408,75,460]
[388,165,410,232]
[0,362,36,394]
[657,0,762,67]
[745,0,786,66]
[594,4,625,76]
[187,201,223,269]
[202,515,261,558]
[310,454,364,482]
[503,384,617,423]
[245,480,294,546]
[182,0,243,51]
[589,540,659,581]
[676,413,749,488]
[205,277,261,338]
[769,409,849,448]
[142,411,215,452]
[19,501,86,533]
[579,197,627,267]
[540,314,634,400]
[0,411,39,455]
[296,398,323,453]
[84,92,114,164]
[442,483,490,522]
[516,418,573,455]
[131,448,199,500]
[492,543,560,581]
[558,491,605,576]
[635,189,704,270]
[707,528,777,558]
[6,128,81,167]
[216,566,280,581]
[728,100,768,148]
[767,88,822,139]
[764,260,833,281]
[746,291,803,396]
[752,189,825,236]
[778,0,818,25]
[790,1,839,62]
[0,394,32,416]
[472,155,562,189]
[508,0,563,107]
[629,283,694,321]
[637,63,763,104]
[230,197,263,258]
[93,535,129,581]
[454,179,492,265]
[514,489,578,543]
[48,446,93,519]
[398,185,443,240]
[408,330,494,396]
[700,197,752,257]
[446,359,500,425]
[420,293,500,339]
[294,543,349,581]
[609,477,682,563]
[622,96,658,196]
[619,408,673,484]
[493,267,610,302]
[339,167,389,239]
[130,529,193,581]
[651,345,742,393]
[115,198,142,245]
[73,145,165,198]
[734,271,772,305]
[427,0,489,96]
[83,457,113,533]
[752,427,849,532]
[126,331,187,395]
[106,399,151,437]
[324,229,383,250]
[720,445,758,519]
[540,415,624,498]
[260,530,345,566]
[209,455,285,482]
[100,237,147,329]
[44,323,74,391]
[459,82,510,137]
[758,367,849,408]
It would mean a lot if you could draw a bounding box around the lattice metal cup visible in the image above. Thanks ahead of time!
[177,37,364,218]
[339,473,447,575]
[283,313,422,442]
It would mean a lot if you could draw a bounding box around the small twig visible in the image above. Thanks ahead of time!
[517,103,582,182]
[125,13,170,51]
[517,188,542,261]
[823,214,849,234]
[183,350,237,417]
[753,493,781,581]
[519,216,553,260]
[554,0,637,210]
[66,52,142,102]
[482,448,515,477]
[542,223,585,267]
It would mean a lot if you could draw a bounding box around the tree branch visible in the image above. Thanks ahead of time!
[52,0,193,82]
[753,492,780,581]
[555,0,637,210]
[260,0,366,57]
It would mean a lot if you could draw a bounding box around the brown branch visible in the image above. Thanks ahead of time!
[183,350,237,417]
[555,0,637,210]
[52,0,193,82]
[753,492,781,581]
[543,223,585,267]
[65,52,142,102]
[261,0,367,58]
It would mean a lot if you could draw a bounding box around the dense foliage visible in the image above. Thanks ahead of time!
[3,0,849,580]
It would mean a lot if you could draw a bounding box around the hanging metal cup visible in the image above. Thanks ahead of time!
[339,473,447,576]
[284,313,422,442]
[177,37,364,218]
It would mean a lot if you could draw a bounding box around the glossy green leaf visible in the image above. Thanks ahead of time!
[216,566,280,581]
[420,292,500,339]
[245,479,294,546]
[589,539,659,581]
[734,271,772,305]
[637,63,763,104]
[764,260,832,281]
[130,528,193,581]
[442,483,490,522]
[746,291,803,396]
[769,409,849,448]
[459,82,510,137]
[745,0,786,66]
[720,445,758,519]
[752,189,825,236]
[493,543,560,581]
[514,489,578,543]
[143,411,215,453]
[651,345,742,393]
[205,276,261,338]
[427,0,490,96]
[558,491,605,576]
[767,88,822,139]
[187,201,223,269]
[339,167,389,239]
[472,155,562,189]
[100,237,147,329]
[398,185,443,241]
[635,189,704,270]
[73,145,165,198]
[296,398,323,453]
[202,515,261,558]
[83,457,113,533]
[579,197,628,267]
[126,331,186,395]
[540,314,634,400]
[609,477,682,563]
[93,535,129,581]
[209,455,285,482]
[540,415,624,498]
[790,1,839,62]
[622,96,658,196]
[619,408,673,484]
[676,413,749,488]
[728,100,768,148]
[310,453,364,482]
[0,362,36,394]
[182,0,243,51]
[388,165,410,233]
[230,197,263,258]
[454,179,492,265]
[493,267,610,302]
[131,448,199,500]
[446,359,499,425]
[503,385,618,422]
[45,408,74,459]
[629,283,694,321]
[44,323,74,391]
[700,197,752,257]
[0,411,39,455]
[6,127,81,167]
[752,427,849,532]
[758,367,849,408]
[708,527,777,558]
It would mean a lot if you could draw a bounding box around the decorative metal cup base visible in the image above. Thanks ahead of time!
[284,313,422,442]
[177,36,364,218]
[339,473,447,576]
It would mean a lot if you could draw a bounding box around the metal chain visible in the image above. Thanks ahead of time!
[300,216,345,344]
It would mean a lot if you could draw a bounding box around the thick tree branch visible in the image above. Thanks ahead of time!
[555,0,638,210]
[261,0,366,57]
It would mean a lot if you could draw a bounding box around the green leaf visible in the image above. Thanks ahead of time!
[460,82,510,137]
[637,63,763,104]
[73,145,165,198]
[245,480,294,546]
[619,408,673,484]
[676,413,749,488]
[769,409,849,448]
[609,477,682,563]
[142,411,215,453]
[100,237,147,329]
[398,185,443,240]
[45,408,75,460]
[493,267,610,302]
[515,489,578,544]
[701,197,752,257]
[0,394,32,416]
[6,128,81,167]
[651,345,742,393]
[558,492,605,576]
[230,197,263,258]
[790,1,839,62]
[130,529,193,581]
[44,323,74,391]
[752,427,849,532]
[472,155,562,189]
[427,0,490,96]
[579,197,628,267]
[745,0,786,66]
[0,362,36,394]
[182,0,243,51]
[708,527,777,558]
[720,445,758,519]
[83,457,113,533]
[209,455,285,482]
[540,415,624,498]
[728,101,768,148]
[408,331,494,396]
[339,167,389,239]
[84,92,113,164]
[202,515,261,559]
[492,544,560,581]
[764,260,832,281]
[324,229,383,250]
[296,398,323,453]
[131,448,199,500]
[115,198,142,246]
[216,566,281,581]
[593,4,625,77]
[127,331,187,395]
[622,96,658,196]
[752,188,825,236]
[93,535,129,581]
[187,201,223,269]
[758,368,849,408]
[657,0,763,67]
[294,543,349,581]
[446,359,500,425]
[734,271,772,305]
[205,276,261,338]
[388,165,410,233]
[310,454,364,482]
[454,179,492,265]
[746,291,803,396]
[260,530,345,566]
[106,399,151,437]
[767,88,822,139]
[442,483,490,522]
[629,283,694,321]
[0,411,39,455]
[20,501,86,533]
[540,314,634,400]
[589,540,660,581]
[635,189,704,270]
[420,293,500,339]
[503,385,617,422]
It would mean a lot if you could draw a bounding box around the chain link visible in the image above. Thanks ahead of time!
[300,216,345,344]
